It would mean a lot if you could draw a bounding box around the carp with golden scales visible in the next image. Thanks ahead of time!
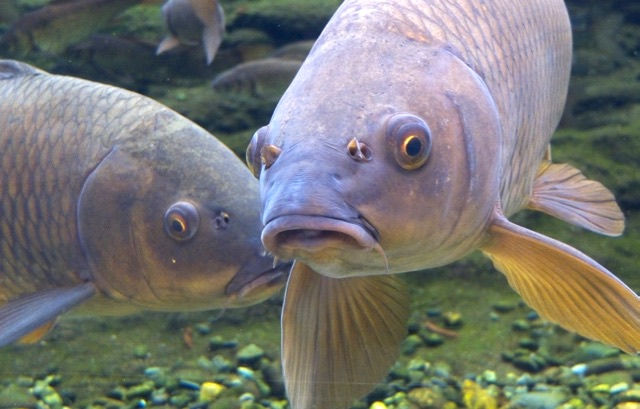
[246,0,640,408]
[0,60,288,346]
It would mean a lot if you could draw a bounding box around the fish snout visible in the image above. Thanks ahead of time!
[261,215,379,262]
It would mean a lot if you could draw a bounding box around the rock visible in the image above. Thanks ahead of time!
[401,335,424,355]
[237,344,265,367]
[407,387,445,408]
[199,382,226,402]
[509,391,569,409]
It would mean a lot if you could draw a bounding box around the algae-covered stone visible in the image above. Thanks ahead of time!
[237,344,265,366]
[407,387,445,409]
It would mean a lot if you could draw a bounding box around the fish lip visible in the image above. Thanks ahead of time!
[261,214,380,259]
[224,257,291,300]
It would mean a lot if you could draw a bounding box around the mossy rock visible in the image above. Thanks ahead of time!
[227,0,342,44]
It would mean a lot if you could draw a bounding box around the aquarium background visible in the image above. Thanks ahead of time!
[0,0,639,408]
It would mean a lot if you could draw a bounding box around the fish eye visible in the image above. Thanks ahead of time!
[164,201,200,241]
[246,126,268,178]
[386,113,432,170]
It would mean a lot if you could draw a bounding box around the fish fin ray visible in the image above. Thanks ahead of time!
[481,215,639,354]
[0,283,96,347]
[282,262,410,409]
[528,161,624,236]
[156,35,181,55]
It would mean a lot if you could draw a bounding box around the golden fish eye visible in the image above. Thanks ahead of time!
[164,201,200,241]
[386,113,432,170]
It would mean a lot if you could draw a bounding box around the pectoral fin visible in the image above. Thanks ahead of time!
[156,35,181,55]
[0,282,96,347]
[528,161,624,236]
[281,262,410,409]
[480,215,639,354]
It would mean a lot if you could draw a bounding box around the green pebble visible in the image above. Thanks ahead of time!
[442,311,463,327]
[518,338,539,351]
[41,390,63,409]
[407,386,445,408]
[125,381,155,399]
[511,319,530,332]
[492,300,517,313]
[237,344,265,366]
[401,335,423,355]
[195,323,212,335]
[169,393,193,407]
[423,333,445,347]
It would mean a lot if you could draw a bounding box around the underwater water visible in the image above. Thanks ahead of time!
[0,0,639,408]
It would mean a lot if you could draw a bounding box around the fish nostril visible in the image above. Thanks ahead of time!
[347,137,372,162]
[260,144,282,169]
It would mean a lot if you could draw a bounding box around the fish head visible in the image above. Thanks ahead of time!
[250,39,504,277]
[78,113,288,311]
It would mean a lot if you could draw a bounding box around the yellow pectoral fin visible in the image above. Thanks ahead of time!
[480,216,639,354]
[528,161,624,236]
[281,262,410,409]
[18,320,57,344]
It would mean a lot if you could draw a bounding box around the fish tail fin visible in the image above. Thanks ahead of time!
[528,161,624,236]
[282,262,410,409]
[480,215,639,354]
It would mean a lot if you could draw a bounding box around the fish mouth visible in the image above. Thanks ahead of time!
[224,256,292,306]
[262,215,381,260]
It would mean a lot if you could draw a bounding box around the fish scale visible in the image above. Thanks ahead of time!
[0,74,144,299]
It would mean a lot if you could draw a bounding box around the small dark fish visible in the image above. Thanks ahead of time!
[0,59,289,347]
[0,0,140,56]
[246,0,640,408]
[211,58,302,99]
[157,0,225,64]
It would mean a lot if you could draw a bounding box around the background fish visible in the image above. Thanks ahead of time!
[157,0,225,64]
[0,59,288,347]
[211,57,302,99]
[245,0,640,408]
[0,0,141,56]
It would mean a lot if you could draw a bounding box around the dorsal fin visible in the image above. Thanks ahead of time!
[0,59,43,80]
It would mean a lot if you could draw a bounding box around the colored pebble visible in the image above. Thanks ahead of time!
[199,382,226,402]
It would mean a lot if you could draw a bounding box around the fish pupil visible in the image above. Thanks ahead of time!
[172,218,186,233]
[405,136,423,156]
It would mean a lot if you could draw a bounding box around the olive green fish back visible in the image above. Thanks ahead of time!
[328,0,572,215]
[0,61,162,301]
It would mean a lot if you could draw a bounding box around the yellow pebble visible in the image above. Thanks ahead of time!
[199,381,226,402]
[369,401,388,409]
